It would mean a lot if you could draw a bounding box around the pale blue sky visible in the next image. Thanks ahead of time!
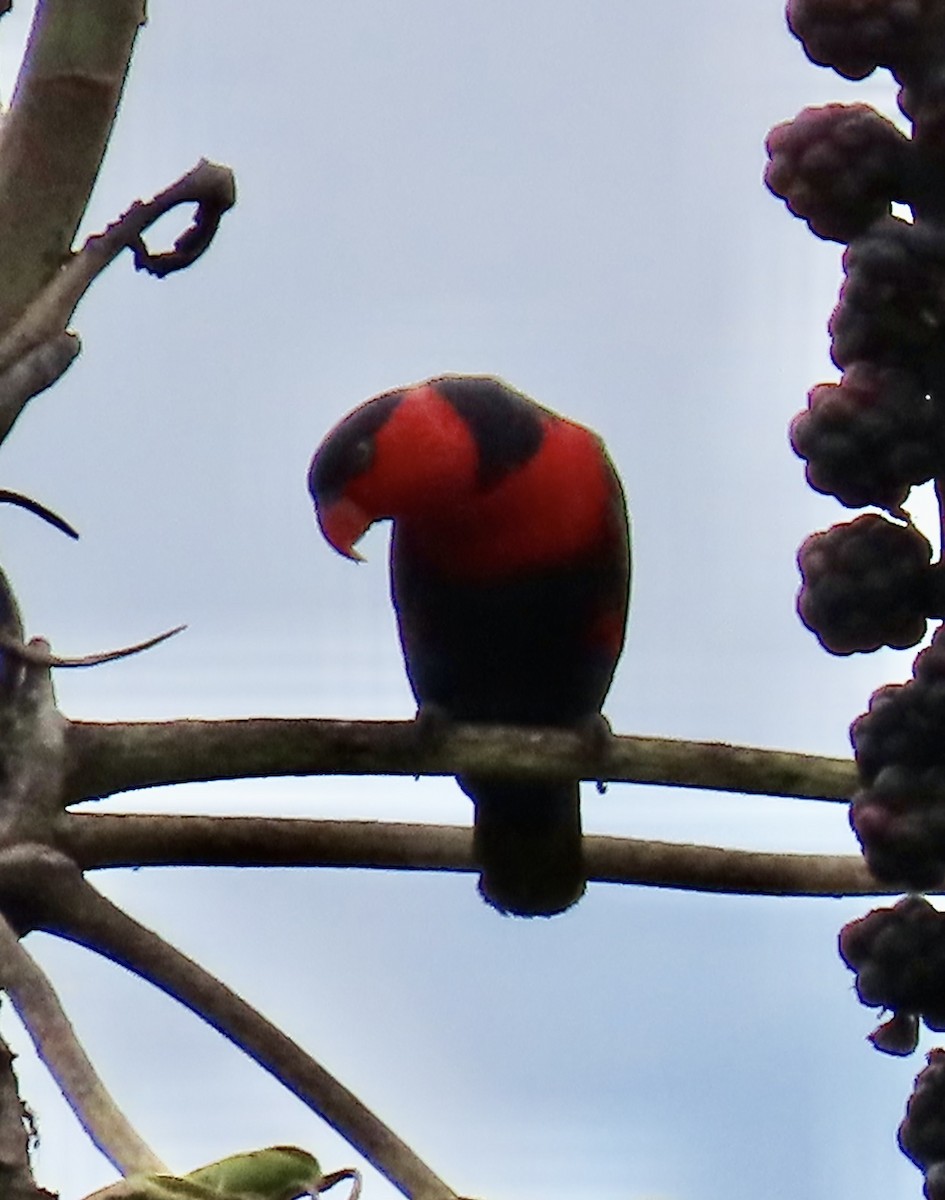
[0,4,931,1199]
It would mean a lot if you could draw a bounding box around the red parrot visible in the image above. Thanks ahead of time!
[308,376,630,916]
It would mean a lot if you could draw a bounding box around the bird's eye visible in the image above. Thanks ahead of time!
[349,437,373,477]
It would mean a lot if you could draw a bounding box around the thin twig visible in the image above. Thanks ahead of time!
[320,1167,362,1199]
[0,625,185,669]
[55,811,890,897]
[0,489,78,539]
[63,718,857,806]
[0,912,166,1176]
[0,848,459,1200]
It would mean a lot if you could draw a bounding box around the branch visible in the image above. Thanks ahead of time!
[0,847,459,1200]
[55,811,893,898]
[0,0,146,334]
[0,158,237,388]
[0,489,79,540]
[0,655,68,832]
[0,912,166,1177]
[0,565,25,700]
[63,717,857,806]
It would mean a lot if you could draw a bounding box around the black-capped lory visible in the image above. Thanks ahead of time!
[308,376,630,916]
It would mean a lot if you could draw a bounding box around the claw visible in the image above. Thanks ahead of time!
[575,713,614,793]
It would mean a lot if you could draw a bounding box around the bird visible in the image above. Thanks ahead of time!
[308,375,630,916]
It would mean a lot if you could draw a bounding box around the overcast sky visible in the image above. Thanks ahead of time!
[0,4,933,1199]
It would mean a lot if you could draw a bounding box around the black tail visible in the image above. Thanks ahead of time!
[459,777,585,917]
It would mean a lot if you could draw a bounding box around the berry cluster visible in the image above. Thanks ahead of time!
[899,65,945,143]
[768,0,945,662]
[766,102,945,660]
[839,897,945,1054]
[850,627,945,887]
[790,363,940,512]
[787,0,939,83]
[830,218,945,370]
[765,104,908,242]
[772,1,945,1194]
[900,1050,945,1200]
[797,514,933,654]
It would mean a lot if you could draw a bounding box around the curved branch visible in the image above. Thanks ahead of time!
[0,159,236,383]
[63,717,857,806]
[0,912,166,1177]
[0,847,458,1200]
[127,162,236,277]
[54,812,892,898]
[0,489,78,540]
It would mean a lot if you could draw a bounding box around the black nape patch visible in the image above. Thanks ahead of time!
[433,376,545,490]
[309,390,403,503]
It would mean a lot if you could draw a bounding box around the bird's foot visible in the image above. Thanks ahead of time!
[409,702,452,777]
[413,701,451,740]
[575,713,615,793]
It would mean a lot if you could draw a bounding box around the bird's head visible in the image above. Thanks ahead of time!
[308,378,492,560]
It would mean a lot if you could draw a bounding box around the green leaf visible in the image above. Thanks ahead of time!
[185,1145,321,1198]
[82,1145,322,1200]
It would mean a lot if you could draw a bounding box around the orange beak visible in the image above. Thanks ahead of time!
[316,495,372,561]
